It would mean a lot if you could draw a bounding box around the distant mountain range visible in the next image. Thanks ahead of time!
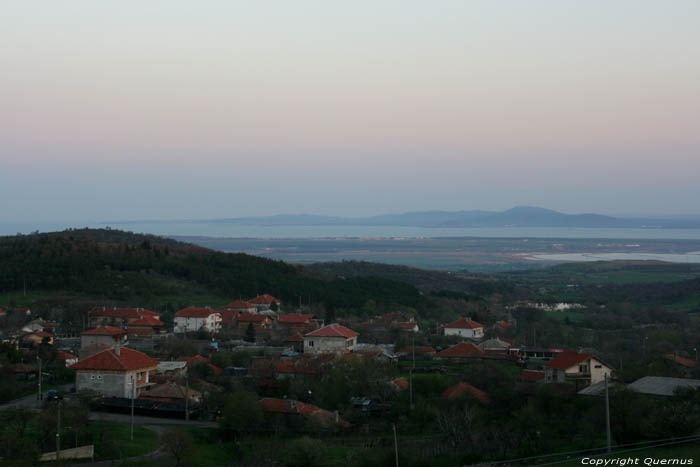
[111,206,700,229]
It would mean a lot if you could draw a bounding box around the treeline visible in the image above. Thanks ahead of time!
[0,230,430,312]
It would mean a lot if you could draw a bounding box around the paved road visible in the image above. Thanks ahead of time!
[89,411,218,428]
[0,383,74,409]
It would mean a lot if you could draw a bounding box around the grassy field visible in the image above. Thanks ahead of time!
[86,421,160,460]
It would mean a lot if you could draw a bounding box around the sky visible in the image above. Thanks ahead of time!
[2,0,700,222]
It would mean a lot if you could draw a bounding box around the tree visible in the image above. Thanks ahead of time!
[220,391,263,439]
[245,322,256,343]
[161,428,194,467]
[270,300,279,312]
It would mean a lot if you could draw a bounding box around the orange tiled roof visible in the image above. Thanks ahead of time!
[81,326,126,336]
[444,318,483,329]
[435,342,484,358]
[305,323,358,339]
[69,347,158,371]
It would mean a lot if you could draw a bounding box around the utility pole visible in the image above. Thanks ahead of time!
[130,374,135,441]
[185,376,190,421]
[605,374,612,453]
[37,357,42,400]
[392,423,399,467]
[409,368,414,411]
[56,398,61,462]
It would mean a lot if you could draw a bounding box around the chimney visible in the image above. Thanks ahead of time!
[115,343,120,356]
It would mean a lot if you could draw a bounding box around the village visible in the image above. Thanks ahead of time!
[2,290,699,466]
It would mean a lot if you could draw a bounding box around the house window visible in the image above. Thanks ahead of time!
[594,365,602,369]
[579,364,588,373]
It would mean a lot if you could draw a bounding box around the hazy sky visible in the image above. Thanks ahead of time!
[2,1,700,221]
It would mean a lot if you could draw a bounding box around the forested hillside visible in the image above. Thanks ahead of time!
[0,229,430,313]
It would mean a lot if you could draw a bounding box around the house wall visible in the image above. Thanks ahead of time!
[444,327,484,339]
[589,358,612,384]
[80,334,124,349]
[174,314,221,333]
[75,368,154,398]
[304,336,356,354]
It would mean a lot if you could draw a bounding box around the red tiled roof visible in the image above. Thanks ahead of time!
[545,350,592,370]
[81,326,127,337]
[391,377,409,391]
[177,355,223,374]
[305,323,358,339]
[69,347,158,371]
[237,314,270,323]
[443,382,490,404]
[444,318,483,329]
[175,307,219,318]
[496,321,511,328]
[257,398,351,428]
[516,370,545,382]
[128,316,164,327]
[277,314,314,324]
[219,309,240,325]
[225,300,255,310]
[284,334,304,343]
[56,350,77,361]
[392,322,418,330]
[259,398,317,415]
[435,342,484,359]
[664,354,697,368]
[249,294,280,305]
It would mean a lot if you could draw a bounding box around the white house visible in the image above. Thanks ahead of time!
[303,323,358,354]
[80,326,128,349]
[174,307,222,334]
[69,346,159,398]
[442,318,484,339]
[544,350,613,390]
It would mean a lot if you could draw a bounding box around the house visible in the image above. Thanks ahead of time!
[663,353,696,369]
[389,377,409,392]
[69,346,159,398]
[303,323,358,354]
[284,334,304,353]
[248,294,281,312]
[21,330,54,347]
[177,355,223,375]
[89,307,160,328]
[627,376,700,397]
[276,314,316,329]
[56,350,78,367]
[443,382,490,404]
[478,338,511,354]
[236,314,273,329]
[225,300,256,314]
[258,398,351,429]
[442,318,484,339]
[155,360,188,378]
[391,321,419,333]
[139,382,202,404]
[434,342,484,360]
[127,316,165,338]
[81,326,127,349]
[544,350,613,389]
[174,307,222,334]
